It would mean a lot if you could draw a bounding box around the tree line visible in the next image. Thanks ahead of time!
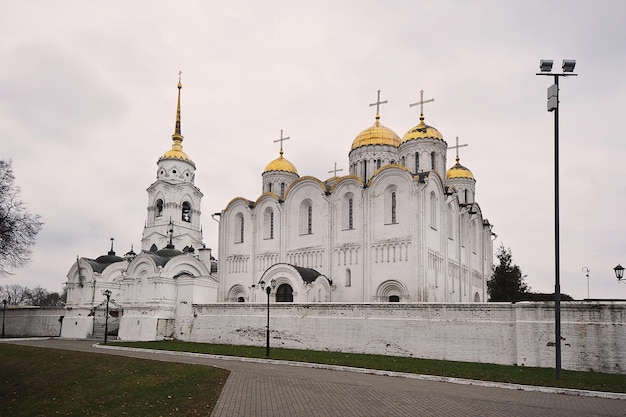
[0,284,66,307]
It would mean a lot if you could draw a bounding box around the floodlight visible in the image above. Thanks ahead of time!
[562,60,576,73]
[540,60,553,72]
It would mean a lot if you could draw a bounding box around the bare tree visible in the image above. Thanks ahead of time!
[0,160,43,276]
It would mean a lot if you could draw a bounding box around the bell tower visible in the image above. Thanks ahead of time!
[142,75,204,252]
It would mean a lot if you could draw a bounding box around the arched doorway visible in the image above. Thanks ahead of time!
[276,283,293,302]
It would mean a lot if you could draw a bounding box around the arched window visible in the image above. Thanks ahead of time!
[348,198,354,229]
[430,192,437,229]
[264,208,274,240]
[430,152,436,171]
[363,160,368,181]
[268,183,272,193]
[377,159,381,170]
[276,284,294,302]
[415,152,420,173]
[300,200,313,235]
[155,199,164,217]
[385,186,398,225]
[280,183,285,198]
[400,156,405,167]
[345,269,352,287]
[235,213,244,243]
[474,292,481,302]
[182,201,191,222]
[447,203,454,239]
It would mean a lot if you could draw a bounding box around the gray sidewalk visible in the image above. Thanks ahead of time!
[3,338,625,417]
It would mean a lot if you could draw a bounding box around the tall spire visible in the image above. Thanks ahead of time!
[172,71,183,145]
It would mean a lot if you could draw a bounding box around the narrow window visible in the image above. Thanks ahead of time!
[270,211,274,239]
[308,205,313,234]
[156,199,163,217]
[268,183,272,193]
[363,160,367,182]
[430,192,437,229]
[415,152,419,173]
[235,213,244,243]
[182,201,191,222]
[280,183,285,198]
[348,198,354,229]
[391,192,397,224]
[377,159,381,170]
[345,269,352,287]
[431,152,436,170]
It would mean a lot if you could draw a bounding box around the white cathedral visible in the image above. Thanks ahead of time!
[61,82,494,340]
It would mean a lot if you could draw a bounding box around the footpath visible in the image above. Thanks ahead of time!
[3,338,625,417]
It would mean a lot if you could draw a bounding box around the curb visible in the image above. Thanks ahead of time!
[94,344,626,401]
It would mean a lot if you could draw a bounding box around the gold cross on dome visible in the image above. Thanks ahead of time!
[273,129,290,154]
[447,136,468,162]
[328,162,344,178]
[409,89,435,117]
[369,90,388,115]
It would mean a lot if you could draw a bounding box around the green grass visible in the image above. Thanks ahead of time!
[0,343,229,417]
[114,340,626,394]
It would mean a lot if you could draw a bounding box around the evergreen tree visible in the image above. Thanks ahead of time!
[487,244,530,301]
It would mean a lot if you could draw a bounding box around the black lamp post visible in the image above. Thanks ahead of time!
[614,264,625,282]
[537,59,577,380]
[102,289,112,344]
[259,278,277,357]
[2,298,7,339]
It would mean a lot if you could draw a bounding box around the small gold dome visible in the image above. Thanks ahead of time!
[446,158,474,180]
[264,153,298,174]
[351,117,401,151]
[159,136,195,166]
[402,117,444,143]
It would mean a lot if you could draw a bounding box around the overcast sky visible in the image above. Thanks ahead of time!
[2,0,625,300]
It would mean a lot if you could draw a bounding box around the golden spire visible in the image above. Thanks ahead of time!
[369,89,388,127]
[172,71,183,145]
[158,72,194,166]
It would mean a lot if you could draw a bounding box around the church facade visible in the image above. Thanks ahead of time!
[218,91,494,304]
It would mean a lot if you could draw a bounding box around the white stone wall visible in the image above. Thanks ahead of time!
[175,301,626,374]
[2,307,65,337]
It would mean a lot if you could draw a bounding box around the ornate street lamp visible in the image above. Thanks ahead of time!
[614,264,625,282]
[537,59,577,380]
[102,289,112,344]
[259,278,277,357]
[2,298,7,339]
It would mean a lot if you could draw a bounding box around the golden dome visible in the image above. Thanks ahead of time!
[351,115,401,150]
[160,144,194,165]
[446,157,474,180]
[402,116,444,143]
[264,152,298,174]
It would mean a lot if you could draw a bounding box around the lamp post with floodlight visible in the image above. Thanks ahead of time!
[259,278,277,357]
[582,267,590,299]
[536,59,577,380]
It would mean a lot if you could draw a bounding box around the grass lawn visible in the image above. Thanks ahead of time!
[0,343,229,417]
[114,340,626,394]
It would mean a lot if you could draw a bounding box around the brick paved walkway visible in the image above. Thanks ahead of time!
[3,339,625,417]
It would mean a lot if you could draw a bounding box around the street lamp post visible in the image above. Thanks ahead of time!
[259,278,277,357]
[102,289,112,344]
[2,298,7,339]
[614,264,625,282]
[537,59,577,380]
[582,267,590,299]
